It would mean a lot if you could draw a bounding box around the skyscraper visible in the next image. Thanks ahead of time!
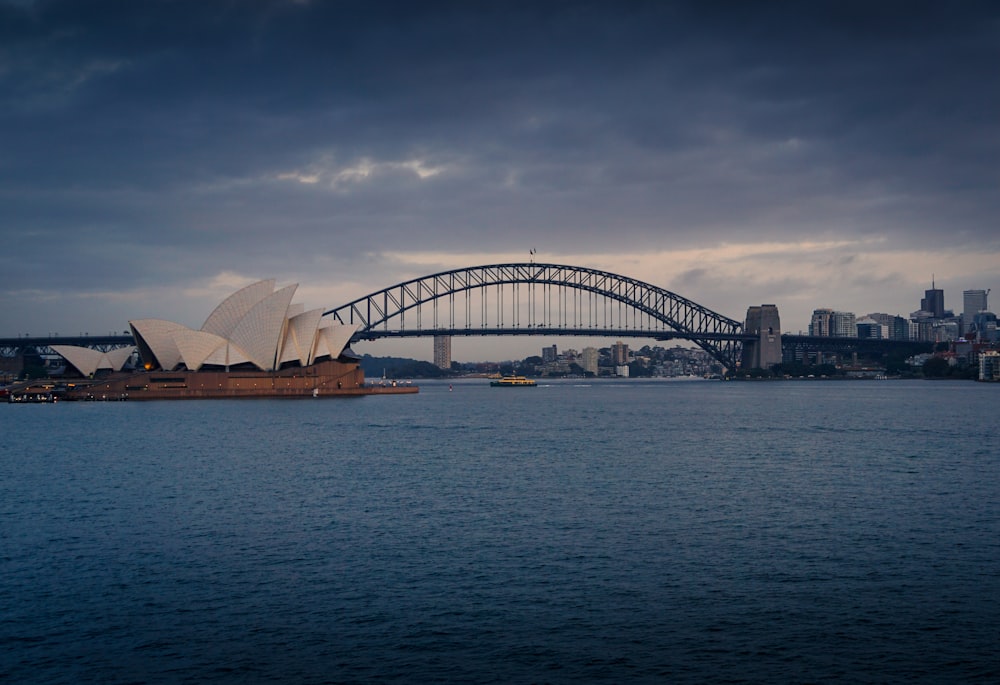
[920,278,945,318]
[611,341,629,366]
[433,334,451,370]
[963,289,989,333]
[581,347,598,375]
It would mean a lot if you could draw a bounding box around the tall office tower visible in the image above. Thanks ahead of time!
[963,289,988,333]
[741,305,782,369]
[891,315,911,341]
[611,340,629,366]
[581,347,599,376]
[542,344,558,363]
[921,278,945,318]
[809,308,833,336]
[432,334,451,370]
[830,311,857,337]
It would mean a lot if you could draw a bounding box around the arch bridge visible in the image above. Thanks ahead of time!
[324,262,751,372]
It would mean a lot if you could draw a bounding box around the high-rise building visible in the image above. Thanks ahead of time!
[432,334,451,370]
[581,347,599,376]
[809,309,833,336]
[830,311,857,337]
[921,279,945,318]
[611,341,629,366]
[542,344,558,363]
[963,289,989,333]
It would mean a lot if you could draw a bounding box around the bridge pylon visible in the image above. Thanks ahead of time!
[741,305,782,370]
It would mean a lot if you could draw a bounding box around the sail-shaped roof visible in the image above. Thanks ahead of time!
[52,345,136,377]
[130,319,187,370]
[201,279,275,338]
[228,284,298,371]
[280,308,324,366]
[172,330,228,372]
[127,280,344,373]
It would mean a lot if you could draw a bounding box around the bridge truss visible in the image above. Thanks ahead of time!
[324,263,747,371]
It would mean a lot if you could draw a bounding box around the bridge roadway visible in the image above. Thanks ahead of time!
[0,334,135,357]
[352,327,754,343]
[3,331,928,358]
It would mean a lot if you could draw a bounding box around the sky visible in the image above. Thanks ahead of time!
[2,0,998,361]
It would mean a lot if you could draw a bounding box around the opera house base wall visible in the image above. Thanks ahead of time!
[63,359,418,400]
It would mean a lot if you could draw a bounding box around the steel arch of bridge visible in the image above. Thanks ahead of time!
[324,263,746,371]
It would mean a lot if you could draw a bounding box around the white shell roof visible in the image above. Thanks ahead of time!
[315,322,358,361]
[52,344,135,377]
[228,284,297,371]
[172,329,227,372]
[129,280,350,373]
[280,308,324,366]
[130,319,187,370]
[201,279,276,338]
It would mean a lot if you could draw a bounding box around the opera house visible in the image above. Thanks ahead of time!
[54,280,416,399]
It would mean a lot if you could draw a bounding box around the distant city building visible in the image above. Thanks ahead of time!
[856,319,882,339]
[809,309,833,336]
[972,312,998,342]
[830,311,857,338]
[866,313,915,341]
[542,344,558,363]
[611,340,629,366]
[581,347,598,376]
[921,280,945,319]
[963,289,989,333]
[932,320,960,343]
[980,351,1000,381]
[433,334,451,370]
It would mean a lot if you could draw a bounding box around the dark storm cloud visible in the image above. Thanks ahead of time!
[1,0,998,330]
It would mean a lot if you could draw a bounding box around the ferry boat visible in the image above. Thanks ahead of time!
[489,375,537,387]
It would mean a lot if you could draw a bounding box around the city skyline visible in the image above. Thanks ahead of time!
[2,1,998,360]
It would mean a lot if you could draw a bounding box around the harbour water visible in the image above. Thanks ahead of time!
[2,379,998,683]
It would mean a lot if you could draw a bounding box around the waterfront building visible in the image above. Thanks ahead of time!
[581,347,599,376]
[128,280,357,372]
[980,351,1000,381]
[963,289,989,333]
[433,334,452,370]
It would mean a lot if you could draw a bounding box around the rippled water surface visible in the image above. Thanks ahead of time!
[2,379,999,683]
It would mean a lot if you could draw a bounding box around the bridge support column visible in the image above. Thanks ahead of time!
[741,305,782,370]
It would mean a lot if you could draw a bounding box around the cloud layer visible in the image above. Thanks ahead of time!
[2,1,998,357]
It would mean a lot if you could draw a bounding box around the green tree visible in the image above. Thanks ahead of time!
[922,356,950,378]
